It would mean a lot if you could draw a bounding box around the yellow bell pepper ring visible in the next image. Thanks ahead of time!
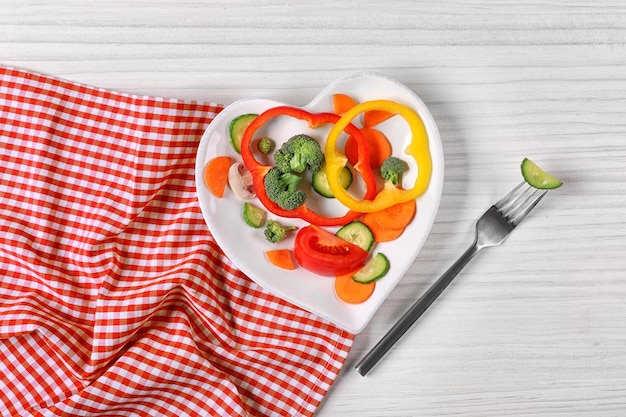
[324,99,432,213]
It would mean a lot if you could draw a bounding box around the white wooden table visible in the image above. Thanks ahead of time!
[3,1,626,415]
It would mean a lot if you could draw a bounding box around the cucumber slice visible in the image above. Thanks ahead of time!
[242,202,265,228]
[229,114,258,154]
[521,158,563,189]
[336,221,374,252]
[312,165,353,198]
[352,253,390,284]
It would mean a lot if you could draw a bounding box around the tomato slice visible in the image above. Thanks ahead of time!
[294,225,368,276]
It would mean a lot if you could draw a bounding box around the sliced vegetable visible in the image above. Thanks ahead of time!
[521,158,563,189]
[335,221,374,252]
[228,162,256,200]
[229,113,258,153]
[344,128,392,170]
[363,198,416,231]
[360,199,416,242]
[239,105,378,226]
[312,164,353,198]
[264,167,306,210]
[380,156,407,186]
[363,109,394,128]
[332,93,357,114]
[265,249,297,270]
[204,156,233,198]
[364,225,405,243]
[256,137,275,154]
[294,225,368,276]
[274,133,324,174]
[334,269,375,304]
[264,219,297,243]
[242,202,265,228]
[325,100,432,213]
[352,253,390,284]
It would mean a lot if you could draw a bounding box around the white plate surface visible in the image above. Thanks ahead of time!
[195,72,444,333]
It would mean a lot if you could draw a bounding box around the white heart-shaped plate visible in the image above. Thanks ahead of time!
[195,72,444,333]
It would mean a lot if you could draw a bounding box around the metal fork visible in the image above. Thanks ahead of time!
[355,182,548,376]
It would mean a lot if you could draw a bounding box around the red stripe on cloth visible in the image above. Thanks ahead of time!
[0,66,354,417]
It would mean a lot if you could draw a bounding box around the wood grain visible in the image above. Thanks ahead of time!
[2,1,626,415]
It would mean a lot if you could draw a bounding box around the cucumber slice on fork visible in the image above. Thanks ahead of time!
[521,158,563,189]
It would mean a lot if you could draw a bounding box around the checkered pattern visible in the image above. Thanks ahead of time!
[0,66,354,416]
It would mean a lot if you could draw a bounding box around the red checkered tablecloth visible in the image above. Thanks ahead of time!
[0,66,354,416]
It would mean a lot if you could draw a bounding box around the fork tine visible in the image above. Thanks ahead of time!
[495,182,526,212]
[508,189,547,225]
[495,182,547,226]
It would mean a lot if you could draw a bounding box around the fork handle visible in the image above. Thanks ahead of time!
[355,242,481,376]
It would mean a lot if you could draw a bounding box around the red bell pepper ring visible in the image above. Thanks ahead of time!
[240,106,377,227]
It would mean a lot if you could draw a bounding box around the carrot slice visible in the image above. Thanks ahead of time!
[360,199,416,231]
[332,93,357,114]
[344,128,392,169]
[360,199,417,242]
[204,156,233,198]
[363,110,395,128]
[359,212,398,242]
[366,223,405,243]
[334,269,376,304]
[373,199,417,230]
[265,249,297,270]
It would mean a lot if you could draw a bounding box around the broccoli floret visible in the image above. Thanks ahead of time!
[277,190,307,211]
[273,148,292,173]
[264,219,297,243]
[263,167,307,210]
[273,134,324,174]
[380,156,407,186]
[257,137,275,154]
